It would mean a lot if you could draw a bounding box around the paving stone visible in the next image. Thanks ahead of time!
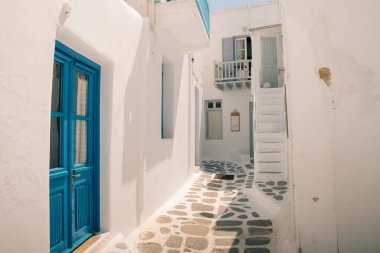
[238,198,249,202]
[194,218,212,225]
[185,237,208,250]
[160,227,170,234]
[247,220,272,227]
[202,198,217,204]
[192,203,214,212]
[245,237,271,246]
[165,235,183,249]
[212,248,239,253]
[215,238,240,246]
[248,227,273,236]
[139,231,155,240]
[251,212,260,217]
[208,183,222,188]
[137,242,163,253]
[221,197,234,201]
[273,186,288,190]
[230,207,246,213]
[214,227,243,236]
[216,220,242,226]
[277,181,287,186]
[218,205,228,214]
[174,205,186,209]
[262,189,273,192]
[195,212,215,219]
[180,225,209,236]
[274,195,284,201]
[265,193,276,196]
[238,214,248,219]
[167,250,180,253]
[203,192,218,197]
[221,212,235,219]
[265,181,275,186]
[279,190,287,194]
[244,248,270,253]
[156,215,172,224]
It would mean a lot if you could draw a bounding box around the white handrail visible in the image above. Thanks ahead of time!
[214,60,252,82]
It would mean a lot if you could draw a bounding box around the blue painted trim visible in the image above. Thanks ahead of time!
[195,0,210,37]
[161,63,164,139]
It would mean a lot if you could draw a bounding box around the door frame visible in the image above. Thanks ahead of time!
[50,40,101,252]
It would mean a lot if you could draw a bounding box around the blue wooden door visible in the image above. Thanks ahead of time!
[49,41,100,253]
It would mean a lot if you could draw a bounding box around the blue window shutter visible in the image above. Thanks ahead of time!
[222,37,234,62]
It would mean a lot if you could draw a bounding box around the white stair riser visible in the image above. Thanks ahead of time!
[255,152,287,162]
[255,173,287,181]
[256,114,285,123]
[256,122,285,133]
[256,142,287,152]
[256,105,285,115]
[255,133,286,143]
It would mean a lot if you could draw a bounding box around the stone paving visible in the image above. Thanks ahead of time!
[104,160,273,253]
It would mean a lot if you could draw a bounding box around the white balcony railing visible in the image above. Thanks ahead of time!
[215,60,252,83]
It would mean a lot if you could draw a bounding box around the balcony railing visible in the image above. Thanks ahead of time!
[215,60,252,83]
[196,0,210,37]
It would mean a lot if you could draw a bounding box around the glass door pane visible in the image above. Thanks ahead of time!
[74,120,87,165]
[75,73,88,116]
[50,117,61,168]
[52,62,62,112]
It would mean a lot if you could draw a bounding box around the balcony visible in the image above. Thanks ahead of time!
[127,0,210,49]
[214,60,252,90]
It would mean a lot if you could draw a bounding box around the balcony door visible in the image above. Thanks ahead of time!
[261,37,278,88]
[49,41,100,253]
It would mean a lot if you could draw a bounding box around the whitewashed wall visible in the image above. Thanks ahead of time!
[195,1,280,163]
[0,0,194,252]
[282,0,380,252]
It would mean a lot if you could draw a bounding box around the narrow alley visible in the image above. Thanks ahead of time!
[103,160,276,253]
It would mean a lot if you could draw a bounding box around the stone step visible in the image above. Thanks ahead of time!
[255,98,284,106]
[255,172,287,181]
[256,87,283,94]
[255,132,286,143]
[255,152,287,162]
[256,122,285,133]
[256,114,285,124]
[255,161,287,172]
[256,105,285,115]
[255,93,283,100]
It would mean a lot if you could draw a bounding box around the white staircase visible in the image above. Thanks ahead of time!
[254,87,288,182]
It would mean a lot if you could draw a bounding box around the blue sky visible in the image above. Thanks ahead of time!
[209,0,269,10]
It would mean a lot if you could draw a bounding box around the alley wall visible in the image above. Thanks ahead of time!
[282,0,380,252]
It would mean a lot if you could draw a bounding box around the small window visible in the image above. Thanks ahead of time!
[206,100,222,140]
[161,59,174,139]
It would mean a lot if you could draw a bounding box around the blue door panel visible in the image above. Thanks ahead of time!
[50,41,100,253]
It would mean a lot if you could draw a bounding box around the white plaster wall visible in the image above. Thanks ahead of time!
[195,2,280,163]
[0,0,195,252]
[282,0,380,252]
[201,87,252,163]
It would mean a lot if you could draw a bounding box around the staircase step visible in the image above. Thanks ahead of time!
[255,161,287,172]
[255,152,287,162]
[255,98,284,106]
[255,132,286,143]
[256,142,287,152]
[256,114,285,123]
[256,105,285,115]
[255,93,283,100]
[255,172,287,181]
[256,122,285,133]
